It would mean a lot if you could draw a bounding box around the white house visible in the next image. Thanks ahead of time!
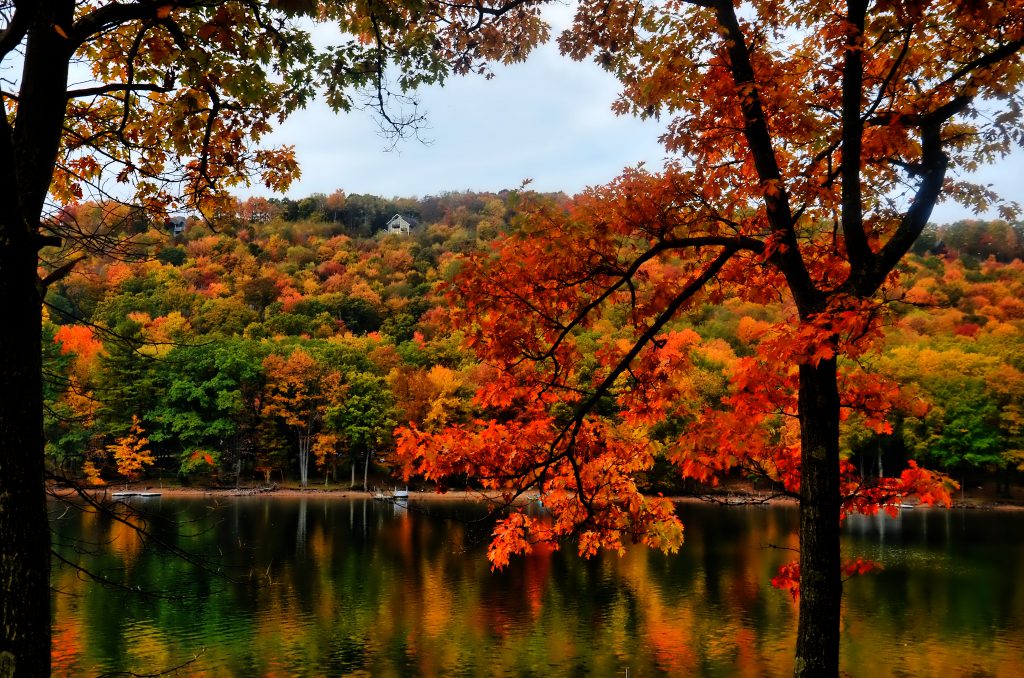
[386,214,417,235]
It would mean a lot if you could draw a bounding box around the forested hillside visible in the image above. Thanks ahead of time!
[42,196,1024,494]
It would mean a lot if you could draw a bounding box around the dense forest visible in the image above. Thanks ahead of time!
[42,191,1024,495]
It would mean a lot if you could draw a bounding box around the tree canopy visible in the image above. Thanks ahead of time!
[4,0,1024,674]
[395,1,1024,675]
[1,0,549,672]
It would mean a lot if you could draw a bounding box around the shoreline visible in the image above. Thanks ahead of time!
[48,483,1024,510]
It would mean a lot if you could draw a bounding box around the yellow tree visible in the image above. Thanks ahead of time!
[312,432,342,485]
[262,348,343,488]
[107,415,155,482]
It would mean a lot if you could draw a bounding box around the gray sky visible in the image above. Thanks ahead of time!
[259,34,667,200]
[254,11,1022,226]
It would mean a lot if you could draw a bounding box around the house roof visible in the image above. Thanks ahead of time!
[388,213,419,226]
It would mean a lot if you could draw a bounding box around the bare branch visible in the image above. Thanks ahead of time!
[94,649,206,677]
[0,0,32,60]
[38,253,85,289]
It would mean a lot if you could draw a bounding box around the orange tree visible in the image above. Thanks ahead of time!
[262,347,343,488]
[0,0,549,671]
[397,1,1024,675]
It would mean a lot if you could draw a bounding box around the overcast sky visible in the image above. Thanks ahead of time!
[257,31,667,201]
[251,10,1022,226]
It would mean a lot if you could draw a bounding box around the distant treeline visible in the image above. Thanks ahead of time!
[41,197,1024,492]
[914,219,1024,263]
[235,189,567,239]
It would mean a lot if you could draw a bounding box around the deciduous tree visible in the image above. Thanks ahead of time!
[263,347,343,487]
[108,414,155,481]
[1,0,550,671]
[325,370,396,489]
[397,1,1024,675]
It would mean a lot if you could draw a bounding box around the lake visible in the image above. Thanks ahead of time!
[50,497,1024,677]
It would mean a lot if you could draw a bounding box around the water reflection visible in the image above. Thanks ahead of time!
[50,499,1024,677]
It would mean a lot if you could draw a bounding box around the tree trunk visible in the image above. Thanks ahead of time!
[0,1,74,666]
[0,235,50,675]
[794,358,842,677]
[297,430,309,488]
[363,449,371,490]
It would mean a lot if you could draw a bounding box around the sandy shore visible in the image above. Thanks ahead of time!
[51,485,521,503]
[47,483,1024,509]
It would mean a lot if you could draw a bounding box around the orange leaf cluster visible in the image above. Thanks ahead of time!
[54,324,104,377]
[397,414,684,568]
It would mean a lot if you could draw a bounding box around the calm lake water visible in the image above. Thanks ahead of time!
[50,497,1024,677]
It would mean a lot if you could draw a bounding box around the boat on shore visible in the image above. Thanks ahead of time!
[373,488,410,501]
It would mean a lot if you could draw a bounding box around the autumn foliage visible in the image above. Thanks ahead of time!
[107,415,155,481]
[11,0,1024,671]
[263,348,344,487]
[394,0,1024,672]
[396,182,954,570]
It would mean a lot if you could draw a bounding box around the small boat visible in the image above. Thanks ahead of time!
[112,491,137,498]
[373,488,409,500]
[136,492,162,497]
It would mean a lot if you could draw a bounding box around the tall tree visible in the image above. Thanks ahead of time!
[397,1,1024,676]
[325,370,397,489]
[262,347,343,488]
[0,0,549,672]
[147,340,267,479]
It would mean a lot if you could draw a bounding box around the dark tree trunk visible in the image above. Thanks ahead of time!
[0,234,50,676]
[794,357,842,677]
[0,2,74,673]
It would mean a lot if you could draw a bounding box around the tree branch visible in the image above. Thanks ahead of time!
[38,253,85,290]
[48,475,235,580]
[516,234,764,367]
[711,0,819,311]
[851,121,947,295]
[66,82,173,100]
[551,245,742,509]
[875,123,947,275]
[555,245,742,454]
[0,0,33,60]
[840,0,872,273]
[939,35,1024,92]
[70,1,198,47]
